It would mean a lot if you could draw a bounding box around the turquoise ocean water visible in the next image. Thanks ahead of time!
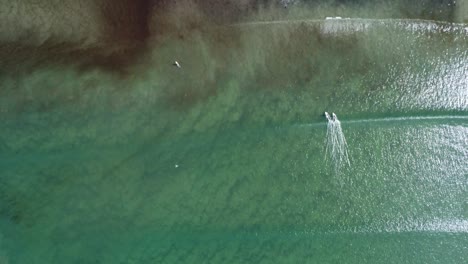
[0,16,467,263]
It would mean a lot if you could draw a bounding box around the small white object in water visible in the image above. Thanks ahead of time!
[173,61,181,68]
[175,164,179,168]
[325,111,331,121]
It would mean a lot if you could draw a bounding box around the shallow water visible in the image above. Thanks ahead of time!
[0,18,467,263]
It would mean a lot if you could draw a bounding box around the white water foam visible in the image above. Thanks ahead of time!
[325,113,350,172]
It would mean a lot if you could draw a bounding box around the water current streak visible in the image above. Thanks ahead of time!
[325,113,350,172]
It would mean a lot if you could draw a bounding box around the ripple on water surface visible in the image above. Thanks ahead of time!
[0,18,467,264]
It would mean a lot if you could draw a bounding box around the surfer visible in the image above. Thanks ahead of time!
[173,61,181,68]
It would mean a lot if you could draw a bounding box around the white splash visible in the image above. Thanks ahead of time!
[325,112,350,171]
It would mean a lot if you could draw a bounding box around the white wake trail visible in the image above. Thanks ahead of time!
[325,113,350,172]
